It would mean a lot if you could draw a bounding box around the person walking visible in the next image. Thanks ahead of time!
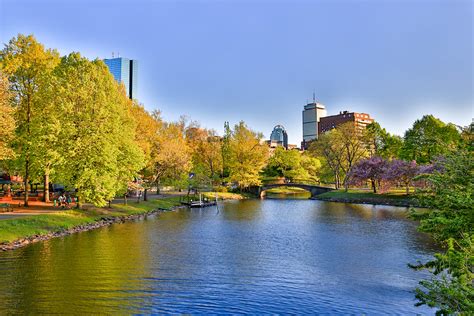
[66,195,72,209]
[58,194,65,208]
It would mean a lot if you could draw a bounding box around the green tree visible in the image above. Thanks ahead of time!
[265,147,308,182]
[402,115,461,164]
[310,122,367,189]
[0,73,15,161]
[300,154,322,183]
[52,53,143,207]
[365,122,403,159]
[411,148,473,314]
[228,121,268,189]
[309,130,344,189]
[0,34,60,206]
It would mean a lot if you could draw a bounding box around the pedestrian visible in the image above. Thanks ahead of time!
[58,194,65,208]
[66,195,72,208]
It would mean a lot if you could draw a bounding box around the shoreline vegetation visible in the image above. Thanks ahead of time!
[0,192,244,251]
[0,190,417,251]
[264,186,419,207]
[314,189,420,207]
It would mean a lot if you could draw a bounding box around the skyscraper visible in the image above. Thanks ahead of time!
[302,99,327,149]
[269,125,289,149]
[104,57,137,100]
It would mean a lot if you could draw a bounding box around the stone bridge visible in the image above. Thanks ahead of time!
[250,183,333,199]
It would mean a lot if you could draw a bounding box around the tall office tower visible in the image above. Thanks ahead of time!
[269,125,289,149]
[104,57,138,100]
[302,99,327,149]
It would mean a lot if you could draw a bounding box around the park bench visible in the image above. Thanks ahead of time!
[0,203,13,213]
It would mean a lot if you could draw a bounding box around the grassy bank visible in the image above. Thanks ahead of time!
[316,189,418,207]
[0,197,182,244]
[265,187,308,194]
[202,191,249,200]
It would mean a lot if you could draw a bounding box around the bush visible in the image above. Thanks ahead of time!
[213,185,228,193]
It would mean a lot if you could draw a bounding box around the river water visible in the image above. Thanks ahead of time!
[0,199,437,314]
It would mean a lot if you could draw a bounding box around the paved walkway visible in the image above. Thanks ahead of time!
[0,192,187,220]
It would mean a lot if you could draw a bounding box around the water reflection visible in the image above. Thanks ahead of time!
[0,200,436,314]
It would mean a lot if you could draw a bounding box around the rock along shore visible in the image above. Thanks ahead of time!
[0,205,186,252]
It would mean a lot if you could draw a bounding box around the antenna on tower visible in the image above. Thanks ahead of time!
[313,90,316,103]
[112,52,114,58]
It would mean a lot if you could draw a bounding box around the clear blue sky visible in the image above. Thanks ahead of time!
[1,0,472,144]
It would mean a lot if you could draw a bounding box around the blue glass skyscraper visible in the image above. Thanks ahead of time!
[270,125,289,149]
[104,57,137,100]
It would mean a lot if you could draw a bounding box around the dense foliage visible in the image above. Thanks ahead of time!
[401,115,461,164]
[410,148,473,314]
[0,73,15,161]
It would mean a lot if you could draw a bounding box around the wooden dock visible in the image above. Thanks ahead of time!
[180,200,217,208]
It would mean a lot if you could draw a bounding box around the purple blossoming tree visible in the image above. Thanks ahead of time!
[384,159,420,195]
[348,156,389,193]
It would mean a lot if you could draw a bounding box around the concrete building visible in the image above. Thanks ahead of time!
[104,57,138,99]
[301,100,327,149]
[318,111,374,134]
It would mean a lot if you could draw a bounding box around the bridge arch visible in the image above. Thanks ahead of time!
[257,183,333,199]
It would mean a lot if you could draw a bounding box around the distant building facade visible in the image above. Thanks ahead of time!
[301,100,327,149]
[104,57,138,99]
[318,111,374,134]
[269,125,288,149]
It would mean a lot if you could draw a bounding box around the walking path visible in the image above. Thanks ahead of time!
[0,192,187,220]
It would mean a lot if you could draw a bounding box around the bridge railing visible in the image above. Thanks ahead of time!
[263,179,320,186]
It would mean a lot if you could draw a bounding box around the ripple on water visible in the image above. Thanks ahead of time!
[0,200,436,314]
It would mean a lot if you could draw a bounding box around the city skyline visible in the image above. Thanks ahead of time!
[1,0,472,144]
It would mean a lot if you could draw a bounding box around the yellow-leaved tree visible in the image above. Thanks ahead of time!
[52,53,144,207]
[0,72,15,162]
[228,121,268,190]
[0,34,60,206]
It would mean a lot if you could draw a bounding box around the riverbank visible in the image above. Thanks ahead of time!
[0,197,182,251]
[0,192,249,251]
[315,189,419,207]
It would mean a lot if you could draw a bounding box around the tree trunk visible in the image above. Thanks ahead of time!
[24,161,29,207]
[372,179,377,193]
[406,184,410,195]
[124,194,128,205]
[76,193,82,209]
[144,188,148,201]
[343,174,349,192]
[43,169,50,202]
[24,93,31,207]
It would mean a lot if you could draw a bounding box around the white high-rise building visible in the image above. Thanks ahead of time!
[302,100,327,146]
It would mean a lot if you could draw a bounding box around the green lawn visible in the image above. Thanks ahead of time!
[265,187,308,194]
[0,197,182,244]
[316,189,418,206]
[202,191,248,200]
